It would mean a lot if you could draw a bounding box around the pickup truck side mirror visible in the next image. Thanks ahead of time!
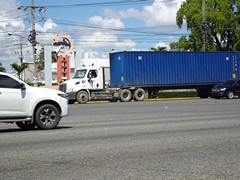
[18,83,26,89]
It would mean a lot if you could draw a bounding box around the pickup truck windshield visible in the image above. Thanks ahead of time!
[73,69,87,79]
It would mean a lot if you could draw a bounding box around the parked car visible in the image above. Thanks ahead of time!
[0,72,69,130]
[211,79,240,99]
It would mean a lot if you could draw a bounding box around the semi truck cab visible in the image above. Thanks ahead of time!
[59,65,112,104]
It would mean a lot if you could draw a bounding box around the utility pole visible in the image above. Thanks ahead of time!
[17,1,46,86]
[202,0,206,51]
[30,0,38,87]
[15,43,27,64]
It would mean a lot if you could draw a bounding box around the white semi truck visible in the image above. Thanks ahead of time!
[59,64,123,104]
[59,51,240,104]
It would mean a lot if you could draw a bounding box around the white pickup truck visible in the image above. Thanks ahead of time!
[0,72,69,130]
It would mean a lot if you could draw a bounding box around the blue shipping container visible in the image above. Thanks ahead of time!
[109,51,240,88]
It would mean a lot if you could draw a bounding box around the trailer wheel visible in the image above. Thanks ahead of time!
[119,89,132,102]
[77,90,89,104]
[133,88,145,101]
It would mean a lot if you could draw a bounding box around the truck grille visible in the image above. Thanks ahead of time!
[59,83,67,93]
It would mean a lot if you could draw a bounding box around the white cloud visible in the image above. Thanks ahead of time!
[35,19,58,33]
[89,16,125,29]
[76,16,137,56]
[154,42,170,50]
[0,0,26,72]
[104,0,184,27]
[101,0,186,52]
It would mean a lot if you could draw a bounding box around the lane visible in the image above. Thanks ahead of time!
[0,99,240,179]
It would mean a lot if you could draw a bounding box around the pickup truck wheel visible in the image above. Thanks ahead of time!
[16,121,36,130]
[227,91,234,99]
[119,89,132,102]
[77,91,89,104]
[133,88,145,101]
[35,104,60,130]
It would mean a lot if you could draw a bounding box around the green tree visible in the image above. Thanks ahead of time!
[0,63,6,72]
[150,46,167,51]
[11,63,29,79]
[172,0,240,51]
[170,36,191,51]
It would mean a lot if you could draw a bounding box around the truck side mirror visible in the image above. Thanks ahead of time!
[19,83,26,89]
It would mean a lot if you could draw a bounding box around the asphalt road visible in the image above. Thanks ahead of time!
[0,99,240,180]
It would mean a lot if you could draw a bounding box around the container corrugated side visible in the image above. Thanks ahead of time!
[110,51,240,87]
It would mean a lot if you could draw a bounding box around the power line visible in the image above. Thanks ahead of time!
[25,0,154,9]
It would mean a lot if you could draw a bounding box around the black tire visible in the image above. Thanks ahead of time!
[16,121,36,130]
[35,104,60,130]
[76,91,89,104]
[119,89,132,102]
[133,88,145,101]
[227,91,234,99]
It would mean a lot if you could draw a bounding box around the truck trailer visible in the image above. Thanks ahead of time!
[59,51,240,104]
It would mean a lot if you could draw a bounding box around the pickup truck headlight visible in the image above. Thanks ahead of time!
[220,88,226,91]
[58,93,69,99]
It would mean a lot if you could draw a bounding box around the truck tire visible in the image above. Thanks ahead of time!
[16,121,36,130]
[133,88,145,101]
[77,91,89,104]
[227,91,234,99]
[119,89,132,102]
[35,104,60,130]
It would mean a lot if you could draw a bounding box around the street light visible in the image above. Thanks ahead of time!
[8,33,27,65]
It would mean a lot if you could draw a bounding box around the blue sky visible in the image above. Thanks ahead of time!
[1,0,187,72]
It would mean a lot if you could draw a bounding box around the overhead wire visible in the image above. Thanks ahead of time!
[25,0,155,8]
[0,0,185,49]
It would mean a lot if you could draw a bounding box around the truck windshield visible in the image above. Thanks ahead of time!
[73,69,87,79]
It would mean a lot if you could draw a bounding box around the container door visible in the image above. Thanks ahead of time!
[232,53,239,78]
[110,52,125,87]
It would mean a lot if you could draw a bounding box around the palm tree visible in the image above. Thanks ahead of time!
[11,63,29,79]
[150,46,167,51]
[0,63,6,72]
